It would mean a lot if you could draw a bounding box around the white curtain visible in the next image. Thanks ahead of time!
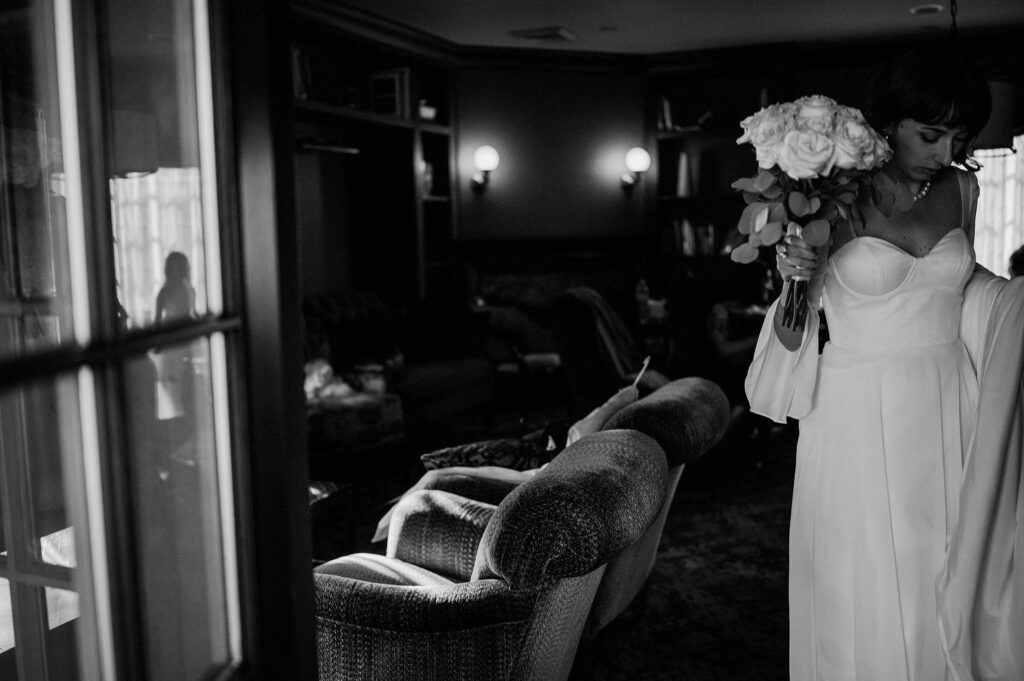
[974,136,1024,278]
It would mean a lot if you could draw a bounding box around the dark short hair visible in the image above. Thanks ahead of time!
[866,42,992,169]
[164,251,189,279]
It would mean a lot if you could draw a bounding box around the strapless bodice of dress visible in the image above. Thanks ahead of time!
[824,227,975,351]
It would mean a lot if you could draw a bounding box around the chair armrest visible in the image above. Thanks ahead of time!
[603,376,730,467]
[476,429,668,589]
[314,573,535,681]
[387,490,496,581]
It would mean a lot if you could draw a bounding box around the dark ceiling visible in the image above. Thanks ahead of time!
[332,0,1024,55]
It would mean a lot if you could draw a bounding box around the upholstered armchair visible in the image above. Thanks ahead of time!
[313,428,670,681]
[350,376,730,679]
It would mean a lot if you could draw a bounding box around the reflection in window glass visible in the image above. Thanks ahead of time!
[43,587,79,631]
[0,577,13,655]
[0,373,83,679]
[111,169,209,329]
[105,0,216,333]
[0,4,75,359]
[126,337,230,681]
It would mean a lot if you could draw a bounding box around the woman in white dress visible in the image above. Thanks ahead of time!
[745,43,1024,680]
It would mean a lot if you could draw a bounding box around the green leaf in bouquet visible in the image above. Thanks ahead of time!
[742,191,761,204]
[802,218,831,246]
[808,196,822,214]
[731,176,761,192]
[836,203,849,220]
[759,221,783,245]
[768,201,788,223]
[835,191,857,204]
[738,201,770,235]
[788,191,811,217]
[753,170,777,192]
[761,184,783,200]
[729,240,760,264]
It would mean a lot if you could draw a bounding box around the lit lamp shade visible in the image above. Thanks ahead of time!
[473,145,500,172]
[624,146,651,173]
[975,81,1016,152]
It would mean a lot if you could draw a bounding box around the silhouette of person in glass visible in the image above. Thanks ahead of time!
[155,251,197,324]
[153,252,197,430]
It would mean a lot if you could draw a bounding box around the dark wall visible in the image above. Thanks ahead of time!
[455,59,648,240]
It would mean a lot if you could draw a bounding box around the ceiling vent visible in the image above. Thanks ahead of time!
[508,26,578,43]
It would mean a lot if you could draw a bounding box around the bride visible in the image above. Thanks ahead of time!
[746,42,1024,681]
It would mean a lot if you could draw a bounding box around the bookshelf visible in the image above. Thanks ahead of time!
[290,2,458,304]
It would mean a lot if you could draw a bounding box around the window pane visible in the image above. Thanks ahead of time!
[105,0,216,331]
[126,337,231,681]
[0,377,79,569]
[0,577,14,655]
[0,373,83,681]
[0,2,76,358]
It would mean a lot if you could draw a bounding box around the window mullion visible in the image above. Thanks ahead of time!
[0,394,50,680]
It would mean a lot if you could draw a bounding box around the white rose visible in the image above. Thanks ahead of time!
[833,118,870,169]
[776,129,836,179]
[737,103,794,169]
[795,95,837,136]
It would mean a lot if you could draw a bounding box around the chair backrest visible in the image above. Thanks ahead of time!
[551,286,644,416]
[582,376,730,638]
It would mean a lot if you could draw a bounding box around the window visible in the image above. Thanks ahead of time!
[0,1,263,679]
[974,135,1024,278]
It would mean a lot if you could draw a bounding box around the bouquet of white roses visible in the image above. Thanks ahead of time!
[728,95,891,332]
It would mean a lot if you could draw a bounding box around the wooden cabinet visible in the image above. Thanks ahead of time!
[290,2,458,304]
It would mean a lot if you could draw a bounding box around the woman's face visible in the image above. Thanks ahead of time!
[889,118,969,182]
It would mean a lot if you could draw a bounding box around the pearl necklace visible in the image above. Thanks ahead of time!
[913,180,932,203]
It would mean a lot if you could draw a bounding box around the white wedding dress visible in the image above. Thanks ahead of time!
[789,226,976,681]
[745,170,1024,680]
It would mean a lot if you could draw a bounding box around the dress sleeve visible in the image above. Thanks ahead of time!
[743,297,820,424]
[938,275,1024,680]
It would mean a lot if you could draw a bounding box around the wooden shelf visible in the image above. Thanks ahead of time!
[291,10,458,305]
[294,99,415,128]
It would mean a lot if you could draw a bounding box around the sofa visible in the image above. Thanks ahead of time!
[302,291,498,447]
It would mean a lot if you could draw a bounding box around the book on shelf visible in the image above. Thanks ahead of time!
[673,219,696,256]
[369,67,411,118]
[658,96,673,131]
[291,46,311,100]
[676,151,690,197]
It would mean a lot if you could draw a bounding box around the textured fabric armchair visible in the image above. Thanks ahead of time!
[314,428,670,681]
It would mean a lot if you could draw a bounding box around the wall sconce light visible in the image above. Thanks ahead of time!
[621,146,651,192]
[472,145,500,190]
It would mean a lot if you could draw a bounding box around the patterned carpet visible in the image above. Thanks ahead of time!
[594,425,797,681]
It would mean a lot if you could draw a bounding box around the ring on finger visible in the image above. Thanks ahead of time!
[777,245,788,258]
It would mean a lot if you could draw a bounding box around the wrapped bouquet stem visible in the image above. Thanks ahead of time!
[729,95,894,335]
